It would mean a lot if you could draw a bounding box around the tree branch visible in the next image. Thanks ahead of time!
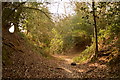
[22,7,52,21]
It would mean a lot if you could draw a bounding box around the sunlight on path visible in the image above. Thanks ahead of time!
[64,58,72,63]
[52,54,79,63]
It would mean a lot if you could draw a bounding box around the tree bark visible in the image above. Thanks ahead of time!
[92,1,98,57]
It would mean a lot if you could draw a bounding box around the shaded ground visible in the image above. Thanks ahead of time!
[2,28,120,78]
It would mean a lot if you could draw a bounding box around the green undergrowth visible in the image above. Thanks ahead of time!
[18,32,52,58]
[73,43,95,63]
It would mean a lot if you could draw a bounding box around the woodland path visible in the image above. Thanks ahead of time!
[52,53,81,78]
[52,53,80,64]
[52,53,118,78]
[2,29,119,78]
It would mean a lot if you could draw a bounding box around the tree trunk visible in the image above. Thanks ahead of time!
[92,1,98,58]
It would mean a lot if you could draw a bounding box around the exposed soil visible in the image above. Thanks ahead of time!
[2,28,120,79]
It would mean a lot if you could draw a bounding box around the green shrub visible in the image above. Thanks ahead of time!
[73,43,95,63]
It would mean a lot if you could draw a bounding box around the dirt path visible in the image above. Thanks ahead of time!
[52,53,119,78]
[52,53,80,64]
[52,53,80,78]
